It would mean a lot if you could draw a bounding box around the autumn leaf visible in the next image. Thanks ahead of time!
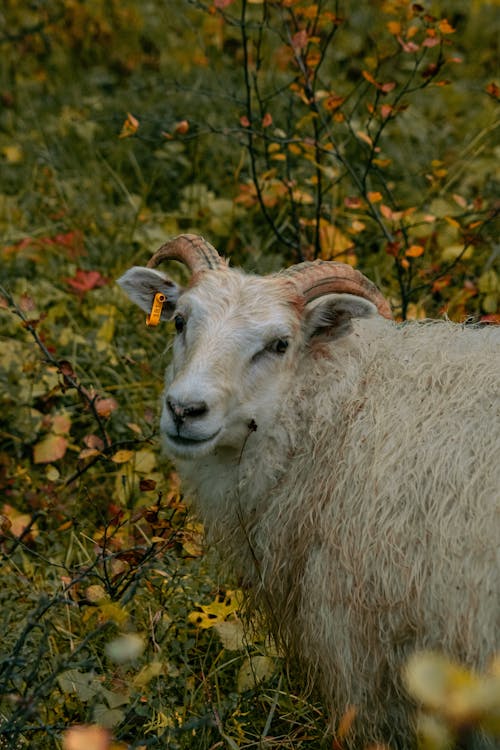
[344,196,363,209]
[2,505,39,539]
[2,144,24,163]
[406,244,425,258]
[63,725,111,750]
[65,269,109,296]
[386,21,401,35]
[118,112,139,138]
[438,19,455,34]
[173,119,189,134]
[323,94,345,112]
[261,112,273,128]
[291,29,308,51]
[111,449,134,464]
[486,82,500,100]
[33,434,69,464]
[94,397,118,418]
[398,36,419,53]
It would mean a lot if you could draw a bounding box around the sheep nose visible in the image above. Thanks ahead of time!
[166,397,209,428]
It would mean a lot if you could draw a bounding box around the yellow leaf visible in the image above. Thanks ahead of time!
[111,449,135,464]
[98,602,129,625]
[291,188,314,204]
[133,661,163,687]
[441,244,473,262]
[189,590,243,628]
[356,130,373,146]
[350,220,366,234]
[367,191,383,203]
[319,220,354,259]
[2,144,24,164]
[237,655,275,692]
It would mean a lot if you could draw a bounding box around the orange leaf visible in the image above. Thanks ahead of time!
[173,119,189,134]
[438,19,455,34]
[94,397,118,418]
[239,115,250,127]
[362,70,378,87]
[118,112,139,139]
[386,21,401,35]
[63,725,111,750]
[367,191,383,203]
[406,244,425,258]
[262,112,273,128]
[324,94,345,111]
[380,204,394,220]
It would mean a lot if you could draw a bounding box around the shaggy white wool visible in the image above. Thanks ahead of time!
[180,317,500,748]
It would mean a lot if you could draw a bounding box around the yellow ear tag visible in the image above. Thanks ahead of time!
[146,293,166,327]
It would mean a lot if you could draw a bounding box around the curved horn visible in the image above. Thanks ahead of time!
[283,260,393,319]
[146,234,225,274]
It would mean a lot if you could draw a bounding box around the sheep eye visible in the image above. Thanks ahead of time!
[268,338,289,355]
[174,314,185,334]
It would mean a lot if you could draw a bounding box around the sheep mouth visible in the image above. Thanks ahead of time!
[164,429,221,455]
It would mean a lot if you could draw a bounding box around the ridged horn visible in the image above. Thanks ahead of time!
[283,260,393,319]
[146,234,224,274]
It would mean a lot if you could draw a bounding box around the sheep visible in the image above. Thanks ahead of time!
[118,234,500,748]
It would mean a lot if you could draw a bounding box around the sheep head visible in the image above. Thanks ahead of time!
[118,234,392,459]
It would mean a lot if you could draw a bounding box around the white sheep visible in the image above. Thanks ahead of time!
[118,234,500,748]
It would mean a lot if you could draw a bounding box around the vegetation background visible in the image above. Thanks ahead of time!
[0,0,498,748]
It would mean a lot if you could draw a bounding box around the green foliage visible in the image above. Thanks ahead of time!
[0,0,498,747]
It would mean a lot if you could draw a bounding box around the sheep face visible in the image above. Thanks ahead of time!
[161,271,305,459]
[119,266,305,458]
[118,260,378,460]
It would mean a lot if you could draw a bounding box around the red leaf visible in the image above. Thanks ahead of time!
[291,29,308,52]
[65,269,109,296]
[486,82,500,100]
[397,36,419,53]
[173,119,189,134]
[261,112,273,128]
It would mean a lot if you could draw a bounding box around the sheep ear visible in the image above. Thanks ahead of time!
[304,293,377,341]
[117,267,181,320]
